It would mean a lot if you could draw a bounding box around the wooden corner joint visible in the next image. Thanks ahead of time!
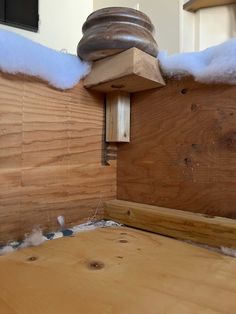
[84,48,165,143]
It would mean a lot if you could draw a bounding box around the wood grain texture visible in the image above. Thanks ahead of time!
[1,227,236,314]
[184,0,236,11]
[106,92,130,142]
[84,48,165,93]
[77,7,158,61]
[0,72,116,243]
[118,78,236,219]
[105,199,236,248]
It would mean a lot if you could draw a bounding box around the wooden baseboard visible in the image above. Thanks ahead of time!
[104,199,236,248]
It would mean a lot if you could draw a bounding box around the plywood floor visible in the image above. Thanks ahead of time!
[0,227,236,314]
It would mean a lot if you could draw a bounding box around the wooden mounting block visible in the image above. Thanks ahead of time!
[84,47,165,93]
[84,48,165,142]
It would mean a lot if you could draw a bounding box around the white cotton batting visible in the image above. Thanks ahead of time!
[0,245,15,256]
[57,215,65,228]
[0,29,91,89]
[20,228,47,248]
[159,37,236,85]
[221,246,236,258]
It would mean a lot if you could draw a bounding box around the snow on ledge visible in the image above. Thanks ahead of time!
[159,38,236,85]
[0,29,91,89]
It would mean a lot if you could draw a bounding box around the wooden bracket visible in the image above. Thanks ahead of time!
[106,92,130,142]
[84,48,165,142]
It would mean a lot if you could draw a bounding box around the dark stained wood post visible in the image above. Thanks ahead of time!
[77,7,158,61]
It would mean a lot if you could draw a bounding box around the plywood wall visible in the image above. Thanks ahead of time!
[118,78,236,219]
[0,72,116,243]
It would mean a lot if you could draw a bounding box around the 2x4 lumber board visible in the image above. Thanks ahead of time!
[106,92,130,142]
[104,199,236,248]
[1,227,236,314]
[184,0,235,12]
[84,47,165,93]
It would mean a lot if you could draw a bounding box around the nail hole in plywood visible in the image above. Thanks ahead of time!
[184,157,192,166]
[181,88,188,94]
[27,256,38,262]
[87,260,105,270]
[191,103,198,112]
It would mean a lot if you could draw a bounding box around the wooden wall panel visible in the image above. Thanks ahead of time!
[118,78,236,219]
[0,73,116,243]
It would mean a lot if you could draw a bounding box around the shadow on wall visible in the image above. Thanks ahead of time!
[229,4,236,37]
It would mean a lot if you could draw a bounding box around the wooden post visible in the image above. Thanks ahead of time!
[106,92,130,142]
[79,8,165,143]
[84,48,165,143]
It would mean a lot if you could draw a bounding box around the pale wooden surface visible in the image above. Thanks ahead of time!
[0,227,236,314]
[106,92,130,142]
[118,78,236,219]
[105,199,236,248]
[0,72,116,243]
[184,0,235,11]
[84,48,165,93]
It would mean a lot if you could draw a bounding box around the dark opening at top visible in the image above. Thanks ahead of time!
[0,0,39,32]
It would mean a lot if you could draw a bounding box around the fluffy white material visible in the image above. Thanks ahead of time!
[221,246,236,257]
[0,245,14,256]
[20,228,47,248]
[0,29,91,89]
[0,220,121,255]
[159,38,236,85]
[57,215,65,228]
[71,220,122,233]
[185,240,236,258]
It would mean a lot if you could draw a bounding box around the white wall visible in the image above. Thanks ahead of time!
[0,0,93,54]
[180,0,195,52]
[195,4,236,50]
[181,0,236,52]
[0,0,235,55]
[94,0,181,54]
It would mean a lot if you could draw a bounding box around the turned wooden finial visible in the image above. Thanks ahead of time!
[77,7,158,61]
[78,7,164,143]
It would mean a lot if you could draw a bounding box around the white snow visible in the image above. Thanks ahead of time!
[0,29,91,89]
[159,37,236,85]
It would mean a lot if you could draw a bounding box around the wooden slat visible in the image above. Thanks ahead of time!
[104,199,236,248]
[1,227,236,314]
[117,78,236,219]
[0,72,116,243]
[106,92,130,142]
[184,0,236,12]
[84,48,165,93]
